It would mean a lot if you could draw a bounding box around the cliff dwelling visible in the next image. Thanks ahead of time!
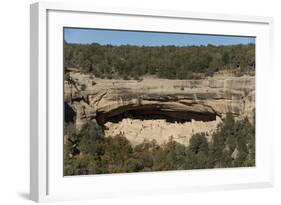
[99,108,221,146]
[64,72,255,147]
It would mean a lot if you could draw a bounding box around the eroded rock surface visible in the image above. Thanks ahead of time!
[64,72,255,145]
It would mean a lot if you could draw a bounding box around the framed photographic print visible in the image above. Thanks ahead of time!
[30,2,274,202]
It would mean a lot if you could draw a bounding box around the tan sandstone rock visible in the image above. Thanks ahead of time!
[64,72,255,145]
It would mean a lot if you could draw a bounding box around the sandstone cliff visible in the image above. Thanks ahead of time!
[64,73,255,145]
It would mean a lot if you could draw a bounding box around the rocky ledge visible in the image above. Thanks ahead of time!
[64,73,255,145]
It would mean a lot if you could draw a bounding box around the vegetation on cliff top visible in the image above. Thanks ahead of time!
[64,114,255,175]
[64,42,255,80]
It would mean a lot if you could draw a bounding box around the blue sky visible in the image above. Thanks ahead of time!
[64,28,255,46]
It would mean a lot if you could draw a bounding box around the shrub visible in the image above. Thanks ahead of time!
[63,113,255,175]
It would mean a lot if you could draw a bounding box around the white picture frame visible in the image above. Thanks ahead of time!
[30,1,274,202]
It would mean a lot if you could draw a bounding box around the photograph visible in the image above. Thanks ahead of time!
[63,28,256,176]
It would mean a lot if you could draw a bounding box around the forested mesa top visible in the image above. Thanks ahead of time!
[64,42,255,80]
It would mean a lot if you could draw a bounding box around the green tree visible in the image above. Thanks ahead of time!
[64,41,255,79]
[79,121,105,156]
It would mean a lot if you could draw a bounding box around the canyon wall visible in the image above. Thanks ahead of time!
[64,73,255,145]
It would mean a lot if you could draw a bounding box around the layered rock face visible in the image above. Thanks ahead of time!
[64,72,255,145]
